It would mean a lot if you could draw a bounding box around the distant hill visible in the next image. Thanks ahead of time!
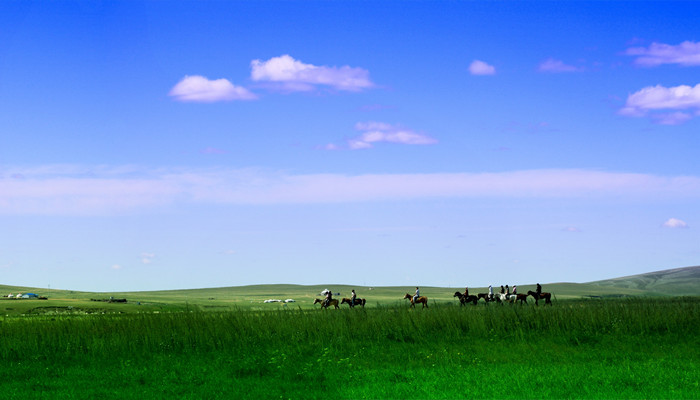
[2,266,699,301]
[586,265,700,296]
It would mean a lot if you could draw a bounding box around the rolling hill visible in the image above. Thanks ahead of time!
[585,265,700,296]
[1,266,698,315]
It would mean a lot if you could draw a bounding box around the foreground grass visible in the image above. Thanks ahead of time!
[1,297,698,399]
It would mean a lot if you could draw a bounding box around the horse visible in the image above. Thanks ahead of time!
[453,291,478,305]
[527,291,552,306]
[515,293,529,305]
[477,293,497,303]
[341,298,366,308]
[404,293,428,308]
[496,293,518,303]
[314,298,339,309]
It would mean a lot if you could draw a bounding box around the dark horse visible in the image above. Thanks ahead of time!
[341,298,366,308]
[527,291,552,306]
[453,291,478,305]
[404,293,428,308]
[314,298,339,309]
[477,293,497,303]
[515,293,529,305]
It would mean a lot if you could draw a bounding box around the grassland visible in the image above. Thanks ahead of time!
[1,268,698,398]
[1,296,698,399]
[3,277,693,317]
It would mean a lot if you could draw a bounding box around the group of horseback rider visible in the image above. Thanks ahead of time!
[322,283,544,307]
[323,288,360,308]
[462,282,543,301]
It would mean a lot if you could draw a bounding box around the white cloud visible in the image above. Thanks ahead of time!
[625,41,700,67]
[111,264,122,270]
[141,253,155,264]
[662,218,689,229]
[619,83,700,124]
[346,122,437,150]
[250,55,373,92]
[538,58,582,73]
[169,75,257,102]
[3,166,700,215]
[651,111,694,126]
[469,60,496,75]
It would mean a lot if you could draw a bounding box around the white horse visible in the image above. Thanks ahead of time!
[496,293,517,303]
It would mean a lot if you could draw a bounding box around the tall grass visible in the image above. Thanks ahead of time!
[2,297,698,360]
[1,297,698,398]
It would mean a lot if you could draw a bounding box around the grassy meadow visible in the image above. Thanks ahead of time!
[1,291,698,399]
[0,280,679,317]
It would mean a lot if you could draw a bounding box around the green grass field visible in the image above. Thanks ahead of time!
[1,295,698,399]
[1,279,685,317]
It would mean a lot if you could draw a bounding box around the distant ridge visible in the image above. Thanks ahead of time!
[587,265,700,296]
[2,266,699,297]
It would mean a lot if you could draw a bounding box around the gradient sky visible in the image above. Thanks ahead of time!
[1,1,699,292]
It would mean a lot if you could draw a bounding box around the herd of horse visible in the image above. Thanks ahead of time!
[312,290,552,309]
[313,297,366,309]
[452,290,552,306]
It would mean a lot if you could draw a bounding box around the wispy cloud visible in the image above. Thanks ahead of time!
[250,55,374,92]
[346,122,437,150]
[141,253,156,264]
[168,75,257,102]
[469,60,496,75]
[625,40,700,67]
[3,166,700,215]
[619,83,700,124]
[538,58,582,73]
[562,226,582,233]
[200,147,228,155]
[662,218,689,229]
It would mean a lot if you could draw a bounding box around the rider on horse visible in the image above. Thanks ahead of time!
[324,289,333,307]
[413,287,420,304]
[350,289,357,308]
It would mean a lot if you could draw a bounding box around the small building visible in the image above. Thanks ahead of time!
[21,293,39,299]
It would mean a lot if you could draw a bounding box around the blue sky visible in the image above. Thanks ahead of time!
[1,1,699,292]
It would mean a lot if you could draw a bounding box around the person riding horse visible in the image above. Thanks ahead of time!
[350,289,357,308]
[536,283,542,295]
[324,289,333,308]
[413,287,420,304]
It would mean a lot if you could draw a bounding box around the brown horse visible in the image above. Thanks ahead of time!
[527,291,552,306]
[404,293,428,308]
[314,298,339,309]
[515,293,529,305]
[341,298,366,308]
[477,293,497,303]
[453,291,478,305]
